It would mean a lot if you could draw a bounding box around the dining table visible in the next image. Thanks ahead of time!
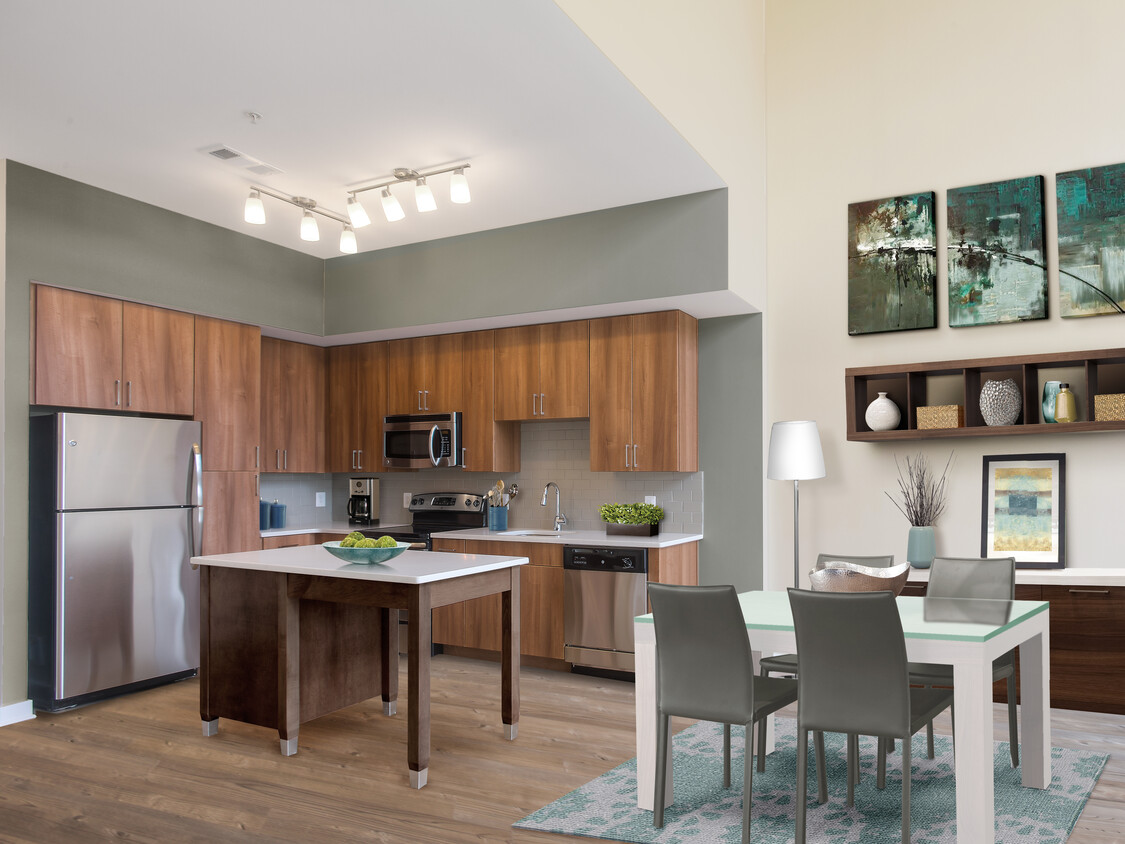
[633,590,1051,843]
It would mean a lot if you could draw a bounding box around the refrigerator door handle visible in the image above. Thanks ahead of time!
[189,443,203,565]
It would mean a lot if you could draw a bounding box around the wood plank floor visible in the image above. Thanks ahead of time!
[0,655,1121,843]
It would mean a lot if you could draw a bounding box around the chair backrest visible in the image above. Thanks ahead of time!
[787,589,911,738]
[815,552,895,570]
[647,583,755,723]
[927,556,1015,600]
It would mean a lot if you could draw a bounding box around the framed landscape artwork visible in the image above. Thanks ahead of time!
[847,192,937,335]
[947,176,1047,327]
[980,453,1066,569]
[1056,161,1125,318]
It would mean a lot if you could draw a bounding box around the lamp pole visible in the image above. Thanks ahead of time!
[793,478,800,588]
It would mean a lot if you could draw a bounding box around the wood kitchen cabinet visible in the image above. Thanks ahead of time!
[201,471,260,555]
[194,316,261,472]
[462,330,520,472]
[494,320,589,421]
[260,337,326,473]
[385,334,464,415]
[589,310,698,472]
[326,341,385,472]
[33,285,194,415]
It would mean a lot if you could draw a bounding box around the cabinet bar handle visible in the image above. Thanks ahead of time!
[1068,588,1110,595]
[114,379,121,406]
[625,444,630,468]
[540,393,545,415]
[275,449,280,470]
[352,449,357,469]
[418,390,423,411]
[255,445,260,468]
[357,449,363,469]
[532,394,538,416]
[424,389,430,410]
[126,380,132,407]
[283,449,288,470]
[633,443,638,467]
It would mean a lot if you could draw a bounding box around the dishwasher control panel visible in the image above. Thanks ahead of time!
[563,546,648,574]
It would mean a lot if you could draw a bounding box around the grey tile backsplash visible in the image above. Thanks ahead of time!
[260,420,703,533]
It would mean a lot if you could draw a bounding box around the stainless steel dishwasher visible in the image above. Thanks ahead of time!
[563,545,648,672]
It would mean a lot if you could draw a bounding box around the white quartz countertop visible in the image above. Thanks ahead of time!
[192,546,527,584]
[906,566,1125,586]
[430,527,703,549]
[260,522,412,539]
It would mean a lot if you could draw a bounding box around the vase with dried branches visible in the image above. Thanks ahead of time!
[886,452,953,568]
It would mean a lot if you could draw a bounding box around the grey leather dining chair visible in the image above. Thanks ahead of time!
[788,589,954,844]
[909,556,1018,766]
[647,583,798,844]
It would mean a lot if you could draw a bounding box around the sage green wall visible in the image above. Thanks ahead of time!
[2,162,325,705]
[698,313,763,590]
[324,190,728,332]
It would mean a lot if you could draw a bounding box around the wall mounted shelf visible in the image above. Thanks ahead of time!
[846,348,1125,441]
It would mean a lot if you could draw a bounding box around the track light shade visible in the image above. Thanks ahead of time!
[450,168,471,204]
[300,210,320,241]
[381,187,405,222]
[415,178,437,213]
[346,196,371,228]
[244,190,266,224]
[339,224,358,254]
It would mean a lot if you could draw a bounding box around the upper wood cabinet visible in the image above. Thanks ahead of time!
[590,311,698,472]
[33,285,194,415]
[260,338,326,473]
[194,316,261,472]
[462,330,520,472]
[385,334,464,415]
[494,320,589,421]
[201,470,260,555]
[326,342,385,472]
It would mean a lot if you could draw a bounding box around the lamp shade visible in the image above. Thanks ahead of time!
[766,420,826,481]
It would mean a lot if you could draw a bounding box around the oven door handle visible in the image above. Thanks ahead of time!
[428,424,441,466]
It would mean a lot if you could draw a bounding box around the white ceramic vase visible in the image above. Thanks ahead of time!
[865,392,901,431]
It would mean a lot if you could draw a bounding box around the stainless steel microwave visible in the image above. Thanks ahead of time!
[383,412,463,469]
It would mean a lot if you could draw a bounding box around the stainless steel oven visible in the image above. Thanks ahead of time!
[383,412,463,469]
[563,546,648,672]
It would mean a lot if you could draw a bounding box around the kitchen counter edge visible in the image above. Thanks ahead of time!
[430,527,703,549]
[907,567,1125,586]
[261,521,412,539]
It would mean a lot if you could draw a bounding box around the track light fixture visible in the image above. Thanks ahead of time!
[243,187,355,253]
[346,163,471,226]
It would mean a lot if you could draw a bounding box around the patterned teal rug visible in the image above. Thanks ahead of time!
[514,719,1106,843]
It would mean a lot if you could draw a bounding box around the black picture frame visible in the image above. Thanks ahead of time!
[980,453,1066,569]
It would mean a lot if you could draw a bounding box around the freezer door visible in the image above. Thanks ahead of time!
[56,509,200,700]
[56,413,202,510]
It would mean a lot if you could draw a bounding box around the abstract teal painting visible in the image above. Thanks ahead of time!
[847,192,937,335]
[1056,162,1125,317]
[947,176,1047,327]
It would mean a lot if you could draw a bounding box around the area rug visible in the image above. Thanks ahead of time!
[514,720,1107,843]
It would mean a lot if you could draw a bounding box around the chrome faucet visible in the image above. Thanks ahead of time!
[541,482,567,532]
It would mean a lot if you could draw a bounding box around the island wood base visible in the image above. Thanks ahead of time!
[199,563,521,786]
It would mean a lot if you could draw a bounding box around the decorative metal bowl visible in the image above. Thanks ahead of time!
[321,541,411,565]
[808,561,911,595]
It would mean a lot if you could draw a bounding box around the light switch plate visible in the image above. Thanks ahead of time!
[404,493,412,507]
[315,492,326,507]
[644,495,657,505]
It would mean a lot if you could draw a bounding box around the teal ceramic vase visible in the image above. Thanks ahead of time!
[1042,380,1061,424]
[907,525,935,568]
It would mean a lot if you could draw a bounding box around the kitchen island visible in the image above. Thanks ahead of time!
[190,545,527,788]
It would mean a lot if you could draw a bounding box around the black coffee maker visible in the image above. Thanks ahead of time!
[347,477,378,526]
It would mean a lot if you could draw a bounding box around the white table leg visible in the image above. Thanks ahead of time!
[952,656,995,843]
[634,624,672,811]
[1018,623,1051,789]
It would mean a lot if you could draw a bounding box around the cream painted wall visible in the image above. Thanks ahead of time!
[765,0,1125,587]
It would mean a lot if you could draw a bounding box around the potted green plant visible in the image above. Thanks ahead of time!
[598,502,665,536]
[885,452,953,568]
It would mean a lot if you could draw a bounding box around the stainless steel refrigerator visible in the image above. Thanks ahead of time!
[29,412,203,711]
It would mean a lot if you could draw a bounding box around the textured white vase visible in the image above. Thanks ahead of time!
[865,392,901,431]
[980,378,1021,426]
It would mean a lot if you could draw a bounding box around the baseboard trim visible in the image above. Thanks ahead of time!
[0,699,35,727]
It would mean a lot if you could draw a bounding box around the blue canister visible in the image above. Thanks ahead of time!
[270,501,287,530]
[487,506,508,531]
[259,499,271,530]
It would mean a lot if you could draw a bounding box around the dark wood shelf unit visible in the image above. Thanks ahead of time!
[846,347,1125,441]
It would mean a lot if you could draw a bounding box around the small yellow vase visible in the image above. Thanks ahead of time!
[1054,383,1077,423]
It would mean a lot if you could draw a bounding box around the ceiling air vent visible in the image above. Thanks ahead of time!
[198,144,283,177]
[208,147,241,161]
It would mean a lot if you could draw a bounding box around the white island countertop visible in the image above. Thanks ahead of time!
[191,545,527,584]
[906,566,1125,586]
[431,527,703,549]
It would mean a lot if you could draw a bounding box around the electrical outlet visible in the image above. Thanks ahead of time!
[404,493,412,507]
[644,495,657,505]
[315,492,326,508]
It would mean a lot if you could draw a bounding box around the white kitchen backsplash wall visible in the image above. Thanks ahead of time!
[262,420,703,533]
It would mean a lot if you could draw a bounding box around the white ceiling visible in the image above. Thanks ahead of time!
[0,0,724,259]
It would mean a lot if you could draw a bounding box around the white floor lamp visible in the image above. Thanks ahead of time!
[767,421,826,588]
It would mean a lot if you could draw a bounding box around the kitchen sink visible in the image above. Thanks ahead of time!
[498,529,575,537]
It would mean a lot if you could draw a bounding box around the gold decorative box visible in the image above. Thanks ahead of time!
[1094,393,1125,421]
[917,405,965,429]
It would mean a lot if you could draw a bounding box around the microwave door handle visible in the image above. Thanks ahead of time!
[428,424,441,466]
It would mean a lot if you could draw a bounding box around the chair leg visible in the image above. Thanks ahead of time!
[654,711,669,828]
[723,723,732,788]
[814,730,827,804]
[1007,673,1019,768]
[743,721,753,844]
[756,714,767,773]
[926,720,935,759]
[795,728,808,844]
[901,732,912,844]
[846,734,855,807]
[877,736,886,790]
